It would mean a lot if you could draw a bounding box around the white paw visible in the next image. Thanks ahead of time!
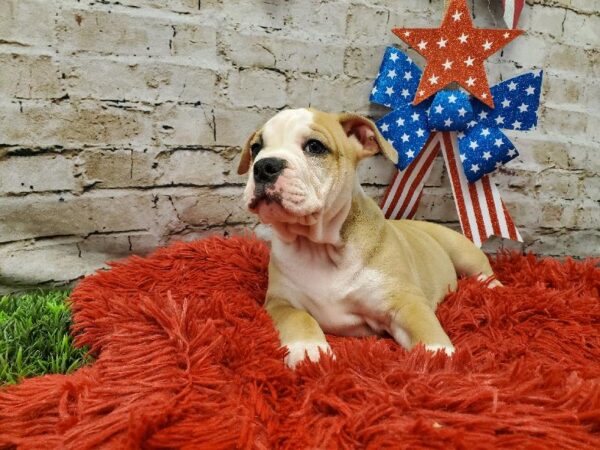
[284,340,333,368]
[477,274,502,288]
[425,344,455,356]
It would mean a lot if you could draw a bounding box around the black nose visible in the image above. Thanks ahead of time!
[253,157,286,184]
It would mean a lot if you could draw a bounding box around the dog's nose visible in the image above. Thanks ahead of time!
[253,157,286,184]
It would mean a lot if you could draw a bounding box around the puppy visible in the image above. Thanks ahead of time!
[238,108,497,368]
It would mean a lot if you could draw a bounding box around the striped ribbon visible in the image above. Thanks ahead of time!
[380,131,521,247]
[502,0,525,28]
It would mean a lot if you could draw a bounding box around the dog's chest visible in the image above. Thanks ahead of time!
[272,241,388,335]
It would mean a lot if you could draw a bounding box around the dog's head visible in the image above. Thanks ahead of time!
[238,108,398,234]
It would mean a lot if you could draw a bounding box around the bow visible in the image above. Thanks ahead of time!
[370,47,543,247]
[370,47,543,183]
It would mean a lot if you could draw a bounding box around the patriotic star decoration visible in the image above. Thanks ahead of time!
[370,47,543,182]
[392,0,522,107]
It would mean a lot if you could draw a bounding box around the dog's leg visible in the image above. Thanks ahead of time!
[387,292,455,355]
[412,221,500,287]
[265,295,332,368]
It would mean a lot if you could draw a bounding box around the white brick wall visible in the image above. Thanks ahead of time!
[0,0,598,292]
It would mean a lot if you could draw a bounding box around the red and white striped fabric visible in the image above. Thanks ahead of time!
[502,0,525,29]
[380,134,441,221]
[380,131,522,247]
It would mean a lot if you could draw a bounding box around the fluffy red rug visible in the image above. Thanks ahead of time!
[1,236,599,449]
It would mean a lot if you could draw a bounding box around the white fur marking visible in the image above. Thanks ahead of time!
[284,340,333,368]
[273,240,389,336]
[425,344,455,356]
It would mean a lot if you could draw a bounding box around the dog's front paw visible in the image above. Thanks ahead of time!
[425,344,455,356]
[284,340,333,368]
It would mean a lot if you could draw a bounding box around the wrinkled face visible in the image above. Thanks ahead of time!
[238,108,398,228]
[241,110,349,226]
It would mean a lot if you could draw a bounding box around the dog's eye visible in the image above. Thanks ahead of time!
[250,142,262,158]
[303,139,328,155]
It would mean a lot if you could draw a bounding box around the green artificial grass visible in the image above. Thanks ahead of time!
[0,290,91,385]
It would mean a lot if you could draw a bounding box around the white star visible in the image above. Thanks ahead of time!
[494,138,503,147]
[396,117,405,127]
[380,123,389,132]
[442,59,454,70]
[533,70,542,77]
[466,76,476,87]
[495,116,505,125]
[406,149,415,158]
[457,132,466,139]
[387,69,397,79]
[429,74,439,85]
[460,153,466,162]
[457,107,467,117]
[471,164,480,173]
[483,151,492,160]
[482,40,493,51]
[401,88,410,98]
[482,93,488,99]
[411,112,420,122]
[495,161,503,169]
[458,33,469,44]
[464,56,475,66]
[469,140,479,150]
[389,52,399,62]
[404,71,413,81]
[525,85,535,95]
[518,103,529,113]
[385,86,395,96]
[448,94,457,103]
[508,81,518,91]
[387,139,394,146]
[403,31,411,37]
[416,128,425,137]
[401,133,410,143]
[437,38,448,48]
[478,110,488,120]
[512,120,522,129]
[503,32,510,38]
[434,104,444,114]
[467,120,477,128]
[418,89,425,97]
[444,117,453,127]
[417,40,428,50]
[481,128,490,137]
[452,10,462,21]
[371,86,378,95]
[407,57,413,63]
[501,98,511,108]
[507,148,517,157]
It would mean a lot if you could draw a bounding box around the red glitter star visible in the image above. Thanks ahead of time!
[393,0,522,108]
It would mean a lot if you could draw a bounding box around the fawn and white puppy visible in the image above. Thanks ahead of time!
[238,108,497,368]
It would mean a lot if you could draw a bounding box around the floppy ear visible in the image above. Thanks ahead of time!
[338,113,398,165]
[237,131,256,175]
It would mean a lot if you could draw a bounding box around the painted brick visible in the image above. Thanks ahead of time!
[219,30,346,76]
[0,100,154,146]
[0,155,78,194]
[78,147,160,188]
[0,54,63,100]
[0,191,155,243]
[226,68,287,108]
[63,58,217,103]
[0,0,57,47]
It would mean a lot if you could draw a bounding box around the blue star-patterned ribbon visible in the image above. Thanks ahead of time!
[370,47,543,183]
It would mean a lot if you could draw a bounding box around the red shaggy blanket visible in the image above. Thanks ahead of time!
[1,236,599,449]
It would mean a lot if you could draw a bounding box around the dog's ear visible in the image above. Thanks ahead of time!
[338,113,398,165]
[237,131,256,175]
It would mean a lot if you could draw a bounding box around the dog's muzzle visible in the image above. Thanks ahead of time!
[253,157,286,185]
